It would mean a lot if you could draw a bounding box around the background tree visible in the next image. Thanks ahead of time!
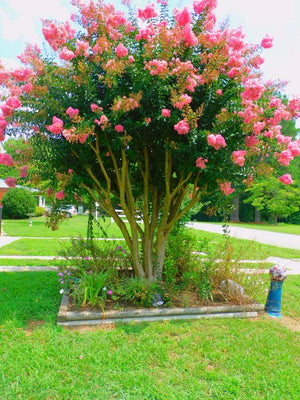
[0,1,299,281]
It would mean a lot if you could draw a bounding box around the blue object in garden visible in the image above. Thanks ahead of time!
[265,265,287,318]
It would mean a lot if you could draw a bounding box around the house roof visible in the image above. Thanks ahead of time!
[0,179,9,189]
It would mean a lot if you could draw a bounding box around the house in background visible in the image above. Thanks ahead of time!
[0,178,46,207]
[0,178,9,205]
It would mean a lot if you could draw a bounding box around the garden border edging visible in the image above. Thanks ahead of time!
[57,292,265,327]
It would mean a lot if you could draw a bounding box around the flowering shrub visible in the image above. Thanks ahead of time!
[0,0,299,281]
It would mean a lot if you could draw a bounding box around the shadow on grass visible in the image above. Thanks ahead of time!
[0,271,61,327]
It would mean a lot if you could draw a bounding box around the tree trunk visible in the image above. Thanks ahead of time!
[274,214,278,225]
[230,195,240,222]
[254,208,261,223]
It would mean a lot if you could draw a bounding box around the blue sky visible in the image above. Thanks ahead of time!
[1,0,299,102]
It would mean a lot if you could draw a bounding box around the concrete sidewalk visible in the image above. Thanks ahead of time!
[187,222,300,250]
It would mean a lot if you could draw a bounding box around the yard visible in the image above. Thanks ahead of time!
[0,217,299,399]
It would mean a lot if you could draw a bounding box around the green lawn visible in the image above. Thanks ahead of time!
[0,271,299,399]
[2,215,125,237]
[188,229,300,260]
[226,222,300,235]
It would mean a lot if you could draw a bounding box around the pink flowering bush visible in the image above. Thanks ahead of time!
[0,0,299,281]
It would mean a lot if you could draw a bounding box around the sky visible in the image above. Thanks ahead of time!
[0,0,299,101]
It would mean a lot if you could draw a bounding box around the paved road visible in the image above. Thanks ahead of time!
[187,222,300,250]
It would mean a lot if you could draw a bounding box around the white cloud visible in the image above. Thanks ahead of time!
[0,0,72,46]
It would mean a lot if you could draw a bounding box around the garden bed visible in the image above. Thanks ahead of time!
[57,292,264,327]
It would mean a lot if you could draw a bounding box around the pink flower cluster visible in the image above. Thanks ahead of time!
[241,79,265,102]
[193,0,217,14]
[5,177,17,188]
[174,94,192,110]
[161,108,171,117]
[46,117,64,135]
[220,181,235,196]
[196,157,208,169]
[279,174,293,185]
[277,150,294,166]
[261,34,273,49]
[19,166,28,178]
[115,43,128,57]
[55,190,65,200]
[114,124,124,133]
[42,20,75,51]
[146,60,168,76]
[232,150,247,167]
[0,153,14,166]
[66,107,79,118]
[207,134,226,150]
[10,68,33,82]
[174,120,190,135]
[59,47,75,61]
[174,7,191,27]
[137,4,158,20]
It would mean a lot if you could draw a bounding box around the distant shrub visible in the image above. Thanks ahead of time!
[2,188,36,219]
[35,206,45,216]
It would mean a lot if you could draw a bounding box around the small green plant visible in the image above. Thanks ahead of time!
[72,270,113,308]
[35,206,45,216]
[118,277,160,308]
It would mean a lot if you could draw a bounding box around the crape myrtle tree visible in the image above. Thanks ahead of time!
[0,0,299,281]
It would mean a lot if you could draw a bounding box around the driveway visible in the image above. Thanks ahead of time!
[187,222,300,250]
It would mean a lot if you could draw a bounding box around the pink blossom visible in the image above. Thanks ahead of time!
[0,153,14,166]
[196,157,208,169]
[279,174,293,185]
[59,47,75,61]
[251,55,264,69]
[174,94,192,110]
[261,34,273,49]
[90,104,102,113]
[6,97,22,109]
[19,166,28,178]
[288,140,300,157]
[55,190,65,200]
[162,109,171,117]
[174,120,190,135]
[22,83,34,93]
[5,177,17,188]
[232,150,247,167]
[207,134,226,150]
[75,40,89,57]
[278,150,293,166]
[10,68,33,82]
[115,124,124,132]
[108,290,113,295]
[182,24,198,47]
[193,0,217,14]
[46,117,64,135]
[128,56,135,63]
[137,4,158,20]
[216,89,222,96]
[68,169,73,174]
[115,43,128,57]
[253,121,266,134]
[0,116,8,130]
[66,107,79,118]
[146,59,168,76]
[185,77,197,92]
[241,80,265,102]
[220,181,235,196]
[245,135,259,148]
[174,7,191,26]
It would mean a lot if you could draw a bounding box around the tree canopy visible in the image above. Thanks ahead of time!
[0,0,299,280]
